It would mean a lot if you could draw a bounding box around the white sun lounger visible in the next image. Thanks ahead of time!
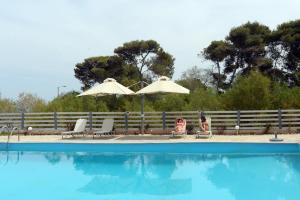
[196,117,212,139]
[62,119,87,138]
[93,118,114,138]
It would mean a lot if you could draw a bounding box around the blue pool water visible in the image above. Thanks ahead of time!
[0,143,300,200]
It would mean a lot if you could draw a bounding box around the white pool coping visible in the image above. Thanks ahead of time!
[1,134,300,144]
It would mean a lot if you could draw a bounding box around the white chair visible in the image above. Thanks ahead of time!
[196,117,212,139]
[62,119,87,138]
[93,118,114,138]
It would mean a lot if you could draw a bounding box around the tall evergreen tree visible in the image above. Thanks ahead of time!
[269,19,300,86]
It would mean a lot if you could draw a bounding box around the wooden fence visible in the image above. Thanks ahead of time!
[0,109,300,133]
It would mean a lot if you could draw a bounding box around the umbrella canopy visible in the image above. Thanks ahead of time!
[135,76,189,134]
[78,78,135,97]
[136,76,190,94]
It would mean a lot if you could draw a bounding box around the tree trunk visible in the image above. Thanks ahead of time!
[216,62,221,92]
[140,75,145,134]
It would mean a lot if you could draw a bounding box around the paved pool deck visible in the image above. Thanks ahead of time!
[1,134,300,144]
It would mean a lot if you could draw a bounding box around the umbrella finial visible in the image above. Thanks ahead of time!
[104,78,117,83]
[159,76,170,81]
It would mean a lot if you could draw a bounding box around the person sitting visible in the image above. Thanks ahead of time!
[171,118,187,137]
[196,115,212,138]
[200,116,209,132]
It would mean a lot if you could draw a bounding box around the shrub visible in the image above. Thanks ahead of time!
[223,71,272,110]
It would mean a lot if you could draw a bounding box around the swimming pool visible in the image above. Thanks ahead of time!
[1,143,300,200]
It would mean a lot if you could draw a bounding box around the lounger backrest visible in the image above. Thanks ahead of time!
[198,117,212,132]
[102,118,114,132]
[207,117,212,132]
[74,119,87,132]
[198,119,202,129]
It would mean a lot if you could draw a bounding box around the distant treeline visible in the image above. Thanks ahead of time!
[1,71,300,112]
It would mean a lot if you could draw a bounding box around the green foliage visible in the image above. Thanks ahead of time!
[202,41,232,91]
[203,40,233,63]
[203,22,272,90]
[271,83,300,109]
[16,93,47,112]
[46,91,108,112]
[0,98,16,112]
[203,20,300,89]
[223,71,272,110]
[74,56,137,90]
[114,40,175,80]
[34,70,300,111]
[186,88,221,111]
[2,73,300,113]
[154,94,188,111]
[74,40,175,92]
[178,66,210,91]
[152,87,221,112]
[269,19,300,86]
[45,92,156,112]
[122,97,141,112]
[282,87,300,108]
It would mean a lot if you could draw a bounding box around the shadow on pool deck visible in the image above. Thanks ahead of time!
[63,136,116,140]
[117,135,172,140]
[59,135,182,141]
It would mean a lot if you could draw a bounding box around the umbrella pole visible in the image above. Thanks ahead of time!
[140,80,144,135]
[141,94,144,134]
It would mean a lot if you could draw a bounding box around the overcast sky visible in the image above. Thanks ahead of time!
[0,0,299,100]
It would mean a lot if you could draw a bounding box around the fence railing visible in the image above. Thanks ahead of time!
[0,109,300,133]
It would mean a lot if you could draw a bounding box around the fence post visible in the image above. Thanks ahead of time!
[162,111,166,130]
[54,112,58,130]
[89,112,93,130]
[20,112,25,130]
[278,108,282,130]
[237,110,240,126]
[125,112,129,134]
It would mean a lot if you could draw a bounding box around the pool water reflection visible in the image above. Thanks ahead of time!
[0,151,300,200]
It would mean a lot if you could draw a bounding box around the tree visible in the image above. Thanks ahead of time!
[114,40,175,131]
[74,55,138,90]
[223,71,272,110]
[74,40,175,91]
[179,66,212,91]
[202,41,233,91]
[268,19,300,86]
[16,93,47,112]
[114,40,175,82]
[225,22,271,76]
[203,20,300,88]
[203,22,272,89]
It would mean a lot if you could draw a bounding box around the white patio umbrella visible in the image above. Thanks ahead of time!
[135,76,190,133]
[78,78,135,97]
[136,76,190,94]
